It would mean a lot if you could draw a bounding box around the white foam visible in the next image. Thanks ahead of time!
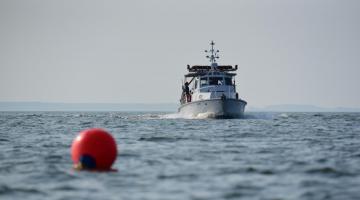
[162,112,276,120]
[161,113,183,119]
[161,112,216,119]
[194,112,216,119]
[279,113,289,118]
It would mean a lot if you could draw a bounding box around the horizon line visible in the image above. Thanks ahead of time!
[0,101,359,112]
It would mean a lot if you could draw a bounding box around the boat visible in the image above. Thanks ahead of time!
[178,41,247,118]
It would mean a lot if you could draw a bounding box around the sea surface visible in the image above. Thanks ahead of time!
[0,112,360,200]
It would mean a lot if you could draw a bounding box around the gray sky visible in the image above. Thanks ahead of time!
[1,0,359,107]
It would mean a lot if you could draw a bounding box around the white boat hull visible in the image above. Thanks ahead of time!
[178,99,247,118]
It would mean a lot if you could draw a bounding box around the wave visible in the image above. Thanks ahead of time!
[242,112,276,120]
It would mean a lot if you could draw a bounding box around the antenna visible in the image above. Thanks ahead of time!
[205,40,220,65]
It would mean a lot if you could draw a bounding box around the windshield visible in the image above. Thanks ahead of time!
[200,77,208,87]
[225,77,232,85]
[209,77,224,85]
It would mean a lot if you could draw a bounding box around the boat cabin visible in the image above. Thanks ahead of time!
[182,64,242,104]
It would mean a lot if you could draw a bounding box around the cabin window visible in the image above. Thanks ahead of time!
[209,77,224,85]
[225,77,232,85]
[200,77,208,87]
[194,80,198,89]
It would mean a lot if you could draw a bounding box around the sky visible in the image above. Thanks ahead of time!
[0,0,359,107]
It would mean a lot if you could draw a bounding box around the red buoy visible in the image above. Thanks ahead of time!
[71,128,117,171]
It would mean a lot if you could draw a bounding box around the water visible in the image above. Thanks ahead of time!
[0,112,360,200]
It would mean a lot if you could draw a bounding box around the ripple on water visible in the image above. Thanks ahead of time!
[1,112,360,200]
[138,136,187,142]
[305,167,354,177]
[0,185,46,196]
[223,183,262,199]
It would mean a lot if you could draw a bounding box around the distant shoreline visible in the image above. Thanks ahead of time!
[0,102,178,112]
[0,102,359,112]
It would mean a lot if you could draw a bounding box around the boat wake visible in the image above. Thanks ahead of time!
[161,112,276,120]
[161,112,217,119]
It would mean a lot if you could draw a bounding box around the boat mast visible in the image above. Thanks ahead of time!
[205,40,220,68]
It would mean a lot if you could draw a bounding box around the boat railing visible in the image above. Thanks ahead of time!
[199,85,234,98]
[199,85,229,90]
[212,90,234,99]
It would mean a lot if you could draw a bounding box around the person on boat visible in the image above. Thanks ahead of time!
[184,82,191,102]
